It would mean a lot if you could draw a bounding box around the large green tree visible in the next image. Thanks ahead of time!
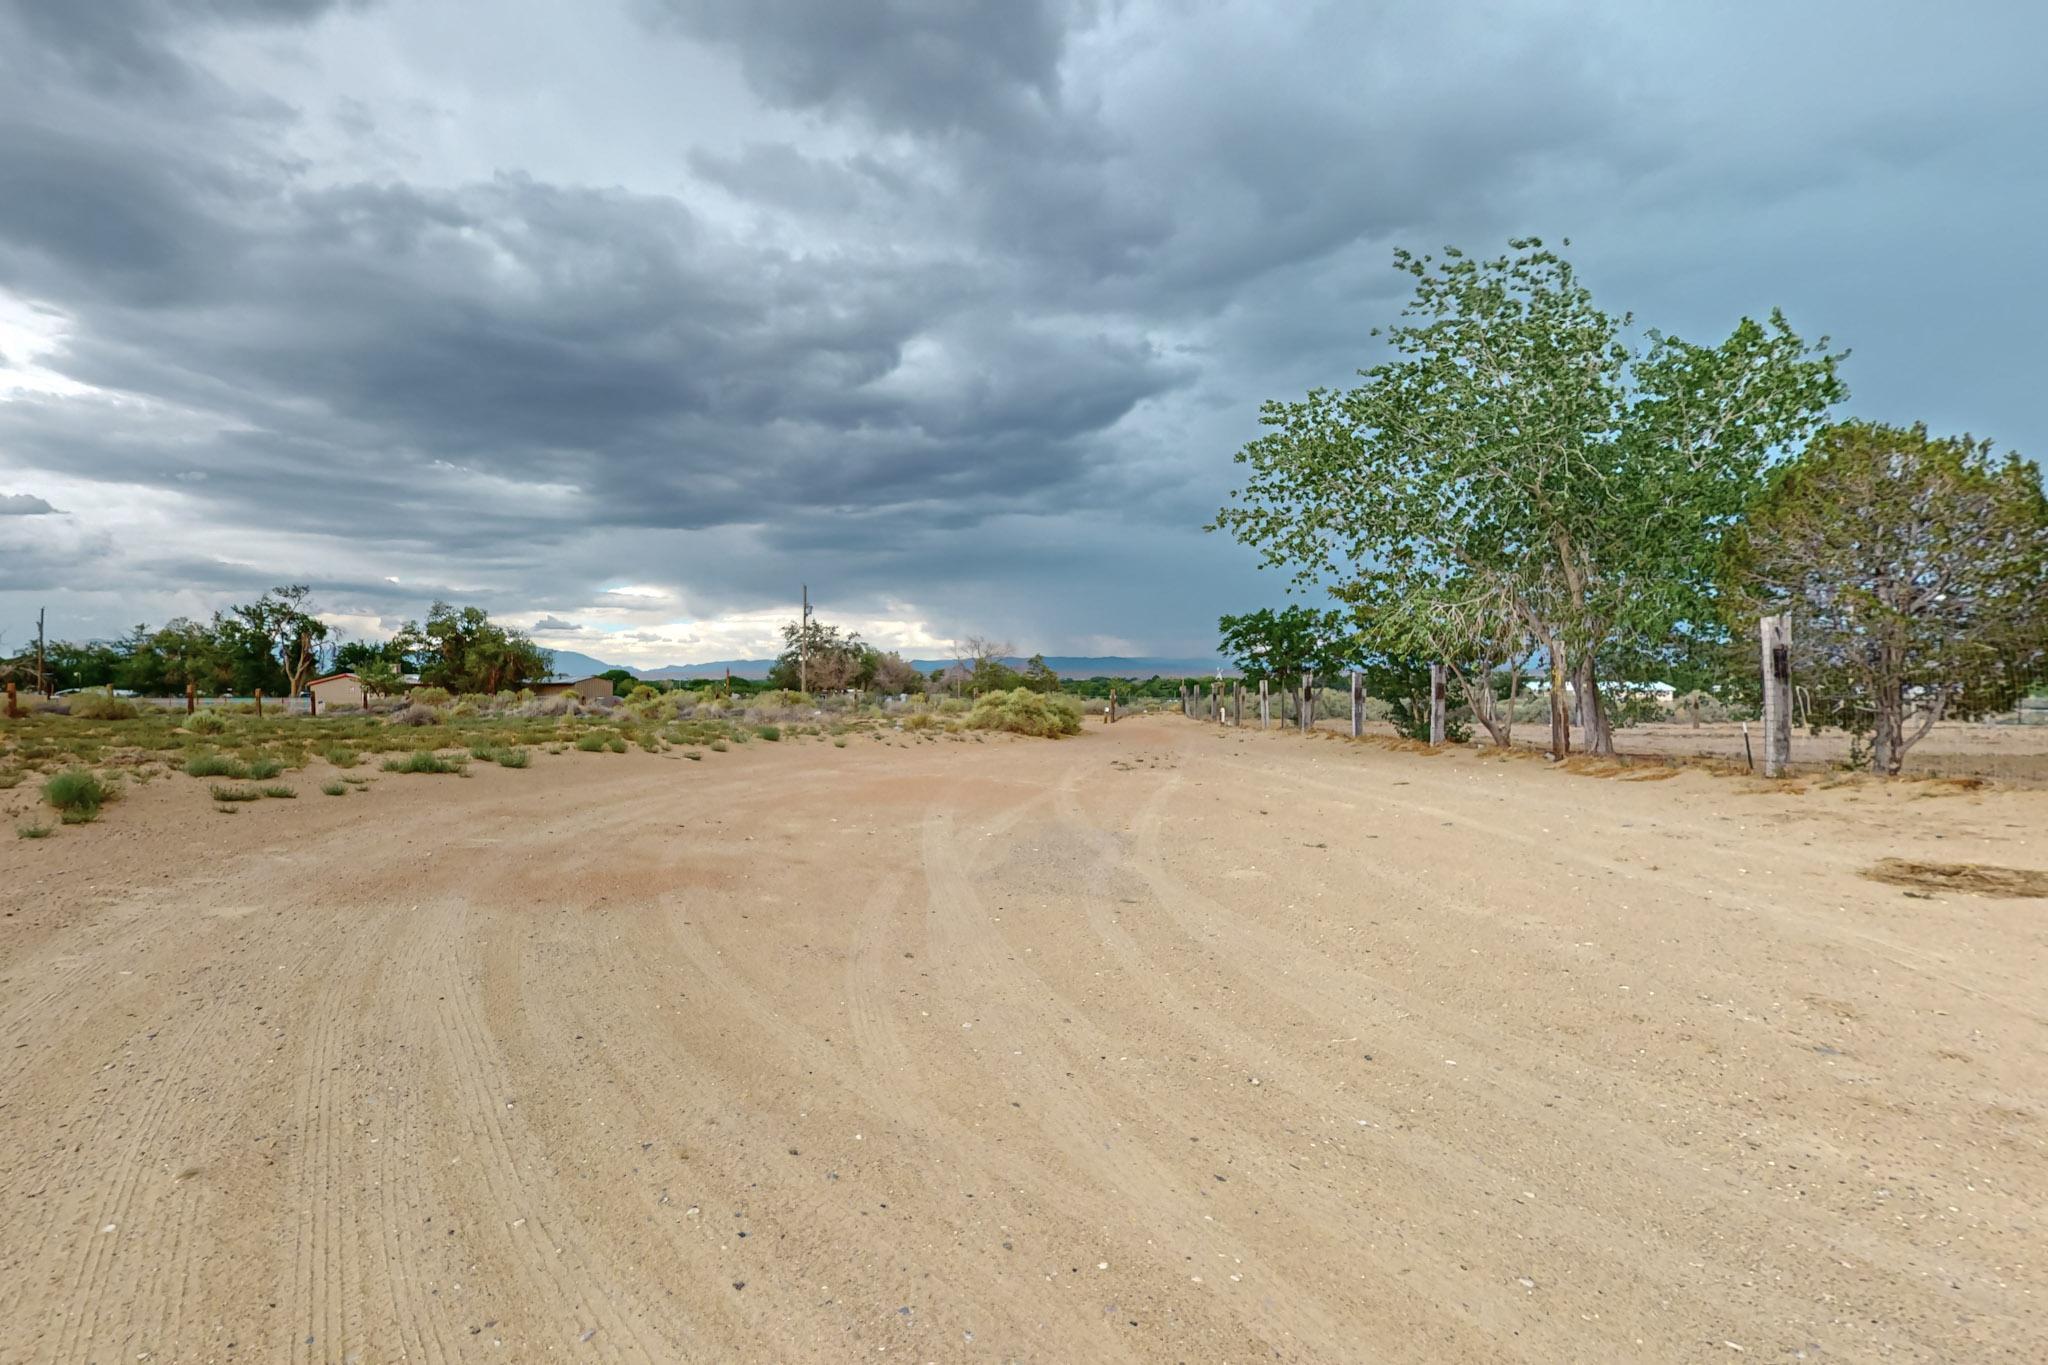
[232,586,328,700]
[1724,421,2048,774]
[412,602,552,693]
[1213,240,1842,756]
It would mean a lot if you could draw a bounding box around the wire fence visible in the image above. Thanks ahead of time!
[1145,630,2048,786]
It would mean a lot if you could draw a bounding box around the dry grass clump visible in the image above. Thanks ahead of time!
[43,768,114,822]
[388,702,443,727]
[965,688,1083,738]
[66,694,139,720]
[1862,858,2048,899]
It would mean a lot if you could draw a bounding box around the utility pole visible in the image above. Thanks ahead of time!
[799,584,811,694]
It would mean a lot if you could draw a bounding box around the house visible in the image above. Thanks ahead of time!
[305,671,367,712]
[531,675,616,702]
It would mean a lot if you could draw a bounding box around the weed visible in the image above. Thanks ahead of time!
[324,746,360,768]
[17,821,52,839]
[259,784,297,799]
[184,711,228,735]
[382,750,460,774]
[321,782,346,796]
[184,752,248,779]
[245,758,284,780]
[833,736,848,748]
[607,735,628,753]
[43,768,113,818]
[755,724,782,742]
[709,739,728,752]
[210,784,263,802]
[494,747,530,768]
[68,694,139,720]
[213,804,240,815]
[684,750,702,761]
[575,732,609,752]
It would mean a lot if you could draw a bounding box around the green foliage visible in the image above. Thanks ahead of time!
[210,784,263,801]
[321,782,347,796]
[323,745,360,768]
[1725,420,2048,773]
[68,694,139,720]
[409,602,552,694]
[18,820,53,839]
[965,688,1083,737]
[755,724,782,741]
[1217,606,1355,684]
[382,750,460,774]
[43,767,113,817]
[709,738,728,752]
[575,732,608,752]
[1214,239,1842,754]
[185,710,228,735]
[259,784,297,798]
[184,752,247,778]
[245,758,284,780]
[768,618,867,692]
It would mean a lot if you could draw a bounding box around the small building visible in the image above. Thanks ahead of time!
[306,671,367,712]
[532,675,616,702]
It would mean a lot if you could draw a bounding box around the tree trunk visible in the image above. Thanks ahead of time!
[1572,653,1615,756]
[1872,677,1904,777]
[1548,651,1570,759]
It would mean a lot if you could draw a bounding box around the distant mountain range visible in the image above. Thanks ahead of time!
[541,648,1231,682]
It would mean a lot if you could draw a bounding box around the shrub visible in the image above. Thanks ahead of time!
[575,731,609,752]
[709,739,728,752]
[321,782,346,796]
[17,821,52,839]
[210,784,263,802]
[388,703,443,727]
[245,758,284,780]
[259,784,297,799]
[184,752,247,778]
[902,712,939,732]
[185,711,229,735]
[68,694,138,720]
[493,747,530,769]
[324,746,360,768]
[43,768,113,818]
[411,686,452,706]
[382,750,460,774]
[607,735,627,753]
[684,750,702,760]
[965,688,1083,738]
[755,724,782,742]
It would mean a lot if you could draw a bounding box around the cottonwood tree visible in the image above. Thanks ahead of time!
[770,619,864,692]
[410,602,551,693]
[1725,421,2048,774]
[235,585,329,701]
[1213,240,1842,756]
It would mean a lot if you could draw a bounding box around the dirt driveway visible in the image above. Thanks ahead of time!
[3,719,2044,1362]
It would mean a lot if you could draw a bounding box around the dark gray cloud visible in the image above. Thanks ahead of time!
[0,0,2042,661]
[0,492,57,514]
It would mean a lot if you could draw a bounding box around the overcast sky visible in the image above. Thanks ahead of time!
[2,1,2042,666]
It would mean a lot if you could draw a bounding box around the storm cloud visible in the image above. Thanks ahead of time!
[1,0,2041,663]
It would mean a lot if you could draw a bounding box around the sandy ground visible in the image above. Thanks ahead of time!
[3,719,2046,1363]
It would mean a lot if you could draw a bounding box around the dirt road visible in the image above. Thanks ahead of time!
[3,719,2045,1362]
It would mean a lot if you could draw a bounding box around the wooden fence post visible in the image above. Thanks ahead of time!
[1259,678,1269,728]
[1233,680,1243,727]
[308,689,318,718]
[1299,671,1311,734]
[1760,614,1792,778]
[254,688,264,718]
[1429,663,1446,746]
[1350,670,1363,738]
[5,681,16,719]
[1108,688,1117,724]
[185,682,196,715]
